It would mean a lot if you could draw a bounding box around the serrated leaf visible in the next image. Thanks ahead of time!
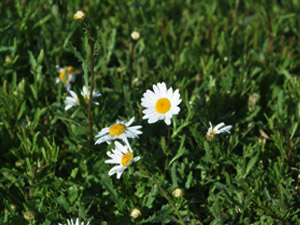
[99,174,124,211]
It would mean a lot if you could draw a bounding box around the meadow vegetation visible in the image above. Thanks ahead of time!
[0,0,300,224]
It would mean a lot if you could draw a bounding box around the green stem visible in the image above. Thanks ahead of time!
[87,31,95,147]
[138,166,185,225]
[163,126,171,179]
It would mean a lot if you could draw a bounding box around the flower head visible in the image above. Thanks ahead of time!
[64,86,101,111]
[58,218,90,225]
[105,141,140,179]
[206,122,232,141]
[56,66,80,91]
[95,117,142,145]
[131,31,140,40]
[73,10,86,22]
[141,82,181,125]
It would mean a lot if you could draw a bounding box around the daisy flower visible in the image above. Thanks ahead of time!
[58,218,90,225]
[56,66,80,91]
[95,117,142,145]
[64,86,101,111]
[206,122,232,141]
[105,141,140,179]
[141,82,181,125]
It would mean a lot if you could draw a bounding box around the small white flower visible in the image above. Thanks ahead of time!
[206,122,232,141]
[58,218,90,225]
[95,117,142,145]
[64,86,101,111]
[56,66,80,91]
[105,141,140,179]
[141,82,181,125]
[131,30,140,40]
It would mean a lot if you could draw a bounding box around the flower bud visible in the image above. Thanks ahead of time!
[73,10,86,22]
[131,31,140,40]
[4,203,17,214]
[24,210,35,220]
[172,188,184,198]
[130,208,141,219]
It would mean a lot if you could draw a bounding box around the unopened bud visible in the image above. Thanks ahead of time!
[131,31,140,40]
[24,210,35,220]
[172,188,184,198]
[4,203,17,214]
[15,159,25,167]
[130,208,141,219]
[73,10,86,22]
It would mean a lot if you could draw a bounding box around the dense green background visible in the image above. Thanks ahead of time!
[0,0,299,224]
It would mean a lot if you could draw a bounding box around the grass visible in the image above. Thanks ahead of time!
[0,0,300,224]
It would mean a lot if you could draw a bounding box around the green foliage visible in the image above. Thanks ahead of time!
[1,0,300,224]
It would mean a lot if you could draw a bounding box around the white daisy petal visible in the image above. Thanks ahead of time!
[148,116,159,124]
[59,218,90,225]
[164,117,171,125]
[214,122,225,131]
[109,165,123,176]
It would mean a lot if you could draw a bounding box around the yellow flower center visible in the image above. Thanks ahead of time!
[59,66,74,84]
[109,124,126,136]
[155,98,171,114]
[210,130,216,135]
[75,95,88,103]
[121,152,133,167]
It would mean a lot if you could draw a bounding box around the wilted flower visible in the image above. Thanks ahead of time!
[206,122,232,141]
[141,82,181,125]
[105,141,140,179]
[130,208,142,219]
[248,93,259,111]
[95,117,142,145]
[73,10,86,22]
[131,31,140,40]
[258,129,269,146]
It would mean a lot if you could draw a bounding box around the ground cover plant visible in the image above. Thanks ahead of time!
[1,0,300,224]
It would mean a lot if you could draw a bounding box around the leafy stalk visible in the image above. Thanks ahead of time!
[138,166,185,225]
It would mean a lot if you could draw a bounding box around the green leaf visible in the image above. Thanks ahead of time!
[68,186,78,204]
[185,171,193,189]
[99,174,124,211]
[243,153,259,178]
[57,195,70,211]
